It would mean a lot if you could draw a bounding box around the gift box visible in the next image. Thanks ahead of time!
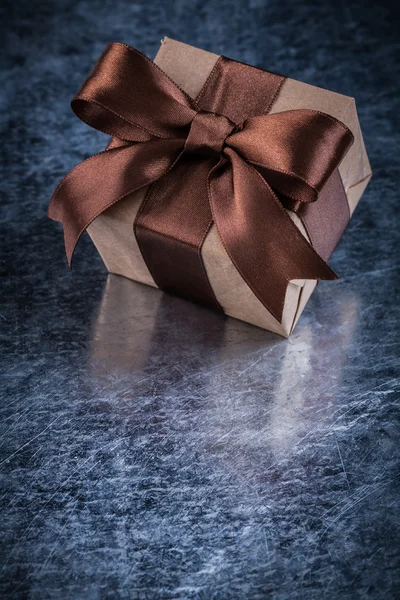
[49,38,371,337]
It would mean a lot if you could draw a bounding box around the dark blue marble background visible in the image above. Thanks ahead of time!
[1,0,399,598]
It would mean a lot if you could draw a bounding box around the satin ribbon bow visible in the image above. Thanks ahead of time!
[49,42,354,322]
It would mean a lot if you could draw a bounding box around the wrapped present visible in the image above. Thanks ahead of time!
[49,38,371,336]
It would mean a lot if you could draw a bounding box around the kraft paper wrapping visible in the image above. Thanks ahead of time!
[87,37,372,337]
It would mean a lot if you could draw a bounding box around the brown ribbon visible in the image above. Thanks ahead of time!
[49,42,354,323]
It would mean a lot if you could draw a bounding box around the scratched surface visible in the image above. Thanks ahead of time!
[1,0,400,598]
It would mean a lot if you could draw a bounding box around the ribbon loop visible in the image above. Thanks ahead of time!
[71,42,197,142]
[227,110,354,199]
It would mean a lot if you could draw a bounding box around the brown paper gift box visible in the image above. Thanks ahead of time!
[86,37,372,337]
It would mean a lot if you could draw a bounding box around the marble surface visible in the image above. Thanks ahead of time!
[1,0,399,598]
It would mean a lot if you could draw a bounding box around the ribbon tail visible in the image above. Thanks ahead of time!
[209,149,338,323]
[48,139,184,266]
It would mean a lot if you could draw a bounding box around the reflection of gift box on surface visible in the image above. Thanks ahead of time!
[50,38,371,337]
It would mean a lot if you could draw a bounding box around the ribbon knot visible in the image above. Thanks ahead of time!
[49,42,354,323]
[184,111,236,157]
